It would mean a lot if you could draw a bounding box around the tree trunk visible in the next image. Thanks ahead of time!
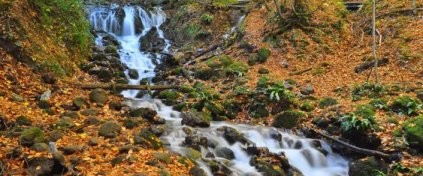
[372,0,379,83]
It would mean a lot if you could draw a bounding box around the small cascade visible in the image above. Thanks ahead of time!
[89,4,349,176]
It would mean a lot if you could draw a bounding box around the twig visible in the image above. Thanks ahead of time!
[289,67,312,76]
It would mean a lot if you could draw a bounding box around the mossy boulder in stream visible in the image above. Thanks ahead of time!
[272,110,305,129]
[20,127,45,147]
[403,116,423,152]
[181,111,211,128]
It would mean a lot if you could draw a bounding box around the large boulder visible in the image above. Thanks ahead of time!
[403,116,423,152]
[349,157,387,176]
[181,112,211,128]
[139,27,166,53]
[272,110,305,129]
[217,126,248,145]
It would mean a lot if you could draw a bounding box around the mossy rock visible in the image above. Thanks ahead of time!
[349,157,387,176]
[181,111,211,128]
[272,110,305,129]
[89,88,108,105]
[16,116,32,126]
[20,127,45,147]
[153,152,171,164]
[403,116,423,152]
[300,102,315,112]
[55,117,75,128]
[135,128,162,149]
[98,122,122,138]
[318,97,338,108]
[73,97,89,109]
[157,90,179,101]
[185,147,201,161]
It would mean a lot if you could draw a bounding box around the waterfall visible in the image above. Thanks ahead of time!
[89,4,349,176]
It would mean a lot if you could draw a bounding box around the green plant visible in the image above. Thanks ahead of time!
[352,83,385,101]
[213,0,237,7]
[256,48,271,63]
[186,23,200,39]
[369,99,389,110]
[340,105,377,133]
[266,82,294,102]
[200,13,214,25]
[390,96,422,116]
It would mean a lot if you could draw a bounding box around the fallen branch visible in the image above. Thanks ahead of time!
[310,129,395,160]
[78,83,179,90]
[355,57,389,73]
[289,67,312,76]
[354,8,423,30]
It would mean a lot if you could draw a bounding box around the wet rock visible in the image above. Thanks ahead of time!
[185,135,208,150]
[134,128,162,149]
[185,147,202,160]
[349,157,387,176]
[250,155,290,176]
[102,34,119,46]
[300,83,315,95]
[181,112,211,128]
[128,69,139,79]
[189,166,207,176]
[26,157,68,175]
[98,121,122,138]
[16,115,32,126]
[311,117,329,128]
[217,126,248,145]
[130,107,157,120]
[89,88,108,105]
[31,143,48,152]
[403,116,423,152]
[150,125,166,136]
[41,73,57,84]
[216,147,235,160]
[62,145,83,155]
[20,127,45,147]
[139,27,166,53]
[104,46,118,55]
[73,97,89,109]
[88,67,113,82]
[272,110,305,129]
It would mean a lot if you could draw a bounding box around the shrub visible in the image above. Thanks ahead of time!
[340,105,377,133]
[352,83,385,101]
[390,96,422,116]
[256,48,271,63]
[200,13,214,25]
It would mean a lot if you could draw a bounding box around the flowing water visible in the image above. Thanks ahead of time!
[89,4,349,176]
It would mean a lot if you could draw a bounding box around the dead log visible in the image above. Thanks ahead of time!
[309,129,398,160]
[289,67,312,76]
[355,57,389,73]
[78,83,179,90]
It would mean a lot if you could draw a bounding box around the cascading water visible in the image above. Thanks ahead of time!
[89,4,349,176]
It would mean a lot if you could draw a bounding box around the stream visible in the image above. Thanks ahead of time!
[88,4,350,176]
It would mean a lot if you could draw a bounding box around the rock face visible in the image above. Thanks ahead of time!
[181,112,211,128]
[139,27,166,53]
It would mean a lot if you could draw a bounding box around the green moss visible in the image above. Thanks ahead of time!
[402,116,423,152]
[213,0,237,7]
[256,48,271,63]
[158,90,179,100]
[319,97,338,108]
[272,110,305,129]
[20,127,45,146]
[200,13,214,25]
[301,102,315,112]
